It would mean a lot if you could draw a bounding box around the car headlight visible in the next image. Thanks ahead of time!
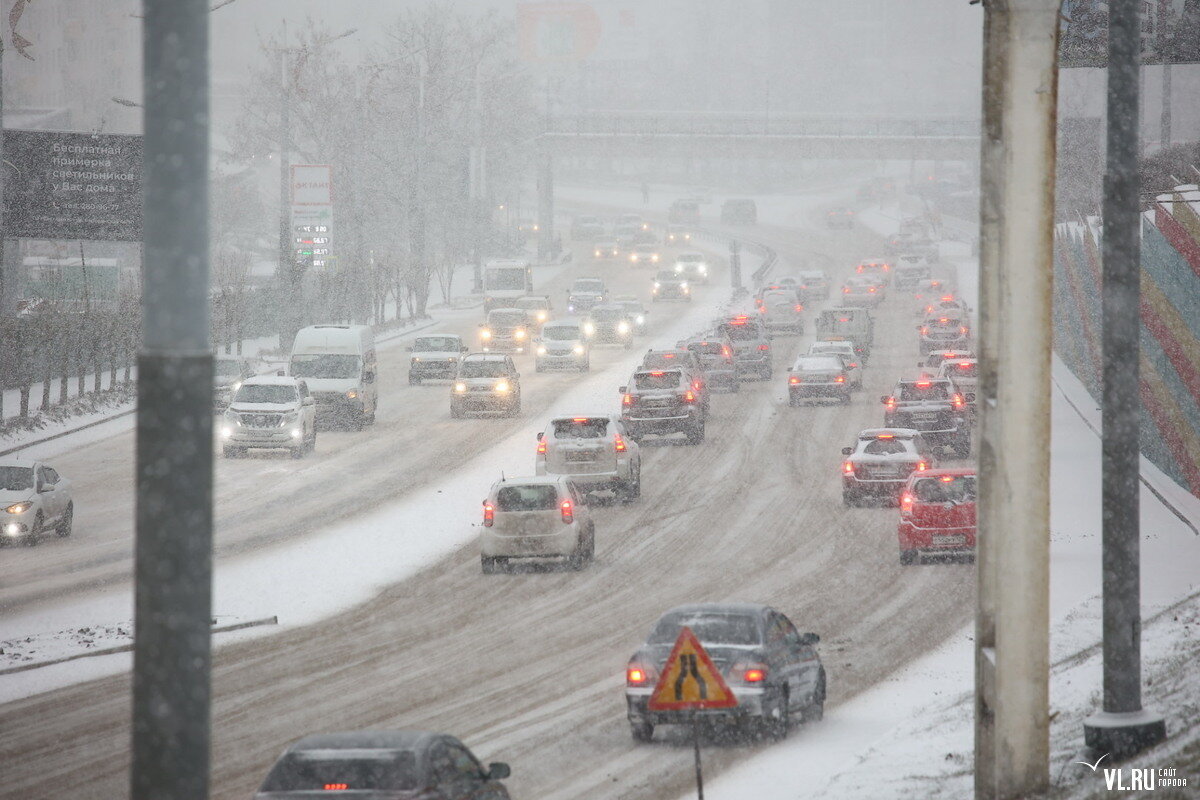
[221,426,233,440]
[411,356,421,363]
[630,254,638,262]
[4,501,32,515]
[494,379,510,393]
[680,281,689,289]
[480,329,492,339]
[345,389,358,399]
[594,249,601,257]
[636,315,645,325]
[674,265,683,273]
[698,265,707,274]
[514,329,526,339]
[537,311,547,322]
[223,409,240,423]
[454,382,467,393]
[653,282,661,289]
[617,321,631,334]
[583,322,595,336]
[651,254,659,262]
[573,345,585,355]
[231,381,242,392]
[537,345,547,355]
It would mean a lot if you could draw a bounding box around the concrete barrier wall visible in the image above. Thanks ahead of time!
[1053,197,1200,498]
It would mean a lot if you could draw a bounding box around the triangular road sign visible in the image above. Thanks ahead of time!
[647,626,739,711]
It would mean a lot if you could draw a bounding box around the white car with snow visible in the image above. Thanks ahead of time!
[807,340,863,389]
[535,415,642,502]
[0,460,73,545]
[673,251,710,284]
[479,476,596,573]
[221,376,317,459]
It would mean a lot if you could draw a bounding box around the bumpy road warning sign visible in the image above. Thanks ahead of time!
[647,626,738,711]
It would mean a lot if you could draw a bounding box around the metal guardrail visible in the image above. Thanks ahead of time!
[543,112,981,139]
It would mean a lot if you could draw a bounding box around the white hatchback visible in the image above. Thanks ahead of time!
[535,415,642,502]
[479,476,596,573]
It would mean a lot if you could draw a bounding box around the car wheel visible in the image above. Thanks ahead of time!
[364,410,376,425]
[308,430,318,453]
[631,721,655,743]
[899,549,918,565]
[450,404,463,419]
[842,491,857,508]
[686,420,705,445]
[408,373,421,385]
[57,503,74,537]
[582,360,591,372]
[768,690,791,740]
[802,673,826,723]
[729,379,740,394]
[481,555,505,574]
[621,464,642,503]
[954,433,972,459]
[352,410,367,431]
[291,444,305,460]
[788,392,798,408]
[27,513,43,546]
[841,392,852,405]
[222,445,238,458]
[510,395,522,416]
[759,367,772,381]
[535,363,545,373]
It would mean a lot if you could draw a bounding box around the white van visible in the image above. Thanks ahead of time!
[289,324,378,429]
[483,259,533,312]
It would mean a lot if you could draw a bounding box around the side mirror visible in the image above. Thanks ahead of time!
[364,371,375,382]
[965,392,976,403]
[461,346,469,353]
[880,395,890,404]
[486,763,511,781]
[799,632,820,646]
[536,432,544,441]
[37,481,51,493]
[841,447,853,456]
[618,385,628,394]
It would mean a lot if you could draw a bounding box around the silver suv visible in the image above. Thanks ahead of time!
[220,376,317,459]
[535,415,642,502]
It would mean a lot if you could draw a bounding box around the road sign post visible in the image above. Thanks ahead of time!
[647,627,737,800]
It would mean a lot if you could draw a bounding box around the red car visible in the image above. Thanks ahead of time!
[897,468,977,564]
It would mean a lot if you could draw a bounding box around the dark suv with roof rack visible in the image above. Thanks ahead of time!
[619,368,706,444]
[882,377,971,457]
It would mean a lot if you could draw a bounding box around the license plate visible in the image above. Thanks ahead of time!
[866,468,898,478]
[911,413,938,423]
[934,534,967,545]
[565,451,597,462]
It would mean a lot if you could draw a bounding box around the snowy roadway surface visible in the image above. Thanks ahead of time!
[0,189,978,798]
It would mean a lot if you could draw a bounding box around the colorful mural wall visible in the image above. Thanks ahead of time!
[1053,190,1200,497]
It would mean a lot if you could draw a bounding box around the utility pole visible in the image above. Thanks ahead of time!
[133,2,213,800]
[278,23,296,350]
[974,1,1060,797]
[1083,0,1167,760]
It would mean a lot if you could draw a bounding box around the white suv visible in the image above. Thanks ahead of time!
[0,460,74,545]
[220,376,317,458]
[535,415,642,503]
[479,476,596,573]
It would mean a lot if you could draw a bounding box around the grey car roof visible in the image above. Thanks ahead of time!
[660,602,772,619]
[286,730,441,753]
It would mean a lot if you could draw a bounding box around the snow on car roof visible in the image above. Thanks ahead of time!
[859,427,920,439]
[461,353,508,362]
[244,374,300,386]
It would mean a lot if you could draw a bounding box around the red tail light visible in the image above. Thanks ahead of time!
[758,344,770,351]
[953,393,965,409]
[789,376,800,385]
[650,370,664,376]
[916,379,932,388]
[877,433,895,439]
[614,433,627,452]
[941,294,955,302]
[732,662,768,683]
[920,326,930,335]
[560,498,574,524]
[868,286,877,293]
[324,785,349,792]
[794,304,804,312]
[960,326,969,335]
[917,461,928,471]
[885,397,896,410]
[626,663,655,686]
[537,440,547,455]
[683,390,696,403]
[900,492,914,513]
[843,461,855,475]
[758,305,767,313]
[849,362,858,368]
[835,375,845,383]
[941,474,956,482]
[722,346,732,358]
[843,287,850,294]
[483,502,494,527]
[622,393,634,406]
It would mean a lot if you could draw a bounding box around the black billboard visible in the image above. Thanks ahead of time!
[4,130,143,241]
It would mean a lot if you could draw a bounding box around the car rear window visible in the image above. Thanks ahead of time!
[495,484,560,511]
[687,342,724,355]
[946,362,978,378]
[649,613,760,646]
[260,752,418,792]
[862,438,911,456]
[552,418,608,439]
[634,371,681,391]
[643,352,683,369]
[898,382,951,401]
[796,357,842,372]
[913,475,977,503]
[718,323,759,341]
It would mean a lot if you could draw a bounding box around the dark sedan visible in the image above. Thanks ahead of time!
[255,730,511,799]
[624,603,825,742]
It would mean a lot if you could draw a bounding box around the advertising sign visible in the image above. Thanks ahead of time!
[3,130,143,241]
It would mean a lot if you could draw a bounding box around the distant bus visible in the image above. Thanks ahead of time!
[483,259,533,312]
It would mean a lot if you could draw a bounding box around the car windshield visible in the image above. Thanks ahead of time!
[797,358,841,371]
[811,344,851,357]
[863,438,911,456]
[234,384,298,404]
[635,246,655,254]
[0,466,35,491]
[485,268,526,290]
[677,254,702,263]
[414,336,460,352]
[488,311,526,328]
[552,418,608,439]
[514,298,548,310]
[214,359,243,379]
[913,475,977,503]
[619,302,644,313]
[290,354,359,380]
[460,361,508,378]
[688,342,724,355]
[260,752,418,792]
[649,613,760,646]
[542,326,580,341]
[655,271,678,281]
[591,309,626,322]
[495,484,560,511]
[573,280,604,293]
[634,372,681,390]
[898,383,951,401]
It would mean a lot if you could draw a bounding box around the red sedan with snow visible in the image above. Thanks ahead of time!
[897,468,977,564]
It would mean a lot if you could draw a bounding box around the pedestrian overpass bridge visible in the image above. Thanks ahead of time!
[533,111,980,256]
